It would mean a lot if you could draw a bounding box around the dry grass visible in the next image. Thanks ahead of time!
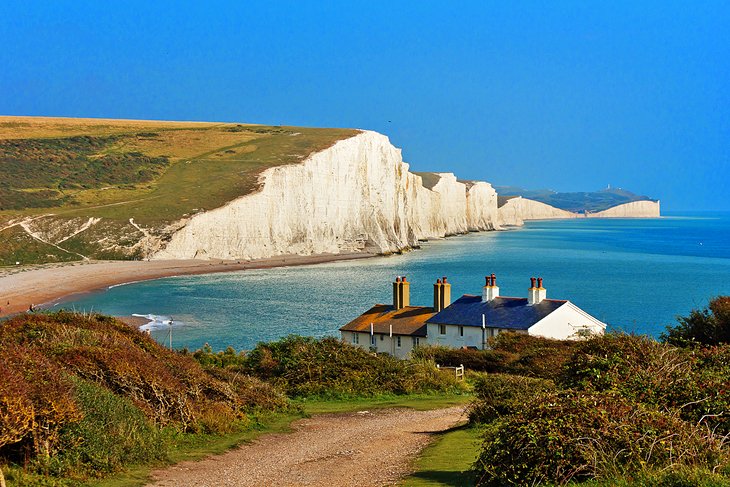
[0,116,219,139]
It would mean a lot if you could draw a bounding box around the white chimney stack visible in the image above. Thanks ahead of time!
[528,277,547,305]
[482,273,500,302]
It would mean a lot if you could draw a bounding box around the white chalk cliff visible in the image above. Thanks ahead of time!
[588,200,660,218]
[154,131,499,260]
[152,130,659,261]
[497,197,579,226]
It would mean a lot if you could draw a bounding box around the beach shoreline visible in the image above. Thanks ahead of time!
[0,252,375,318]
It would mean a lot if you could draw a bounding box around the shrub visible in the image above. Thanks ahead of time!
[468,373,555,424]
[413,333,576,380]
[191,344,247,369]
[663,296,730,347]
[411,345,512,373]
[0,311,291,481]
[489,332,577,379]
[49,378,165,478]
[474,391,727,486]
[560,333,729,435]
[243,335,464,397]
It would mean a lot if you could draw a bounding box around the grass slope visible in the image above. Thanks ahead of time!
[0,116,358,264]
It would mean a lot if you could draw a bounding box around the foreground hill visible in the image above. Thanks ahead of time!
[1,117,659,266]
[496,186,658,213]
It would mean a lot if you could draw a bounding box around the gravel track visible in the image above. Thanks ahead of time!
[146,406,467,487]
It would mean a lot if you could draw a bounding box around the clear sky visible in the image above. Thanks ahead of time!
[1,1,728,210]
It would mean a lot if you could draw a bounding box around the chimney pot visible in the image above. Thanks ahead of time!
[402,276,407,282]
[538,277,543,288]
[396,276,401,282]
[442,276,447,283]
[485,276,490,286]
[530,277,536,288]
[491,273,496,286]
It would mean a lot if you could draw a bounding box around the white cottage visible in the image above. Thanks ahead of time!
[340,275,606,359]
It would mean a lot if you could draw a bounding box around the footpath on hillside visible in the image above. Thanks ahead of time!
[147,406,466,487]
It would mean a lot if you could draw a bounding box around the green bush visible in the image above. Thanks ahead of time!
[474,391,727,486]
[468,373,555,424]
[242,335,464,397]
[663,296,730,347]
[560,333,729,435]
[49,378,165,478]
[412,345,512,373]
[413,333,577,380]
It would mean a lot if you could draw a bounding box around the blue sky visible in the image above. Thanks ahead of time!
[1,1,728,210]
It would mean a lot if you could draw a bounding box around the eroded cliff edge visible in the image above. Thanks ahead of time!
[153,130,660,261]
[153,131,499,260]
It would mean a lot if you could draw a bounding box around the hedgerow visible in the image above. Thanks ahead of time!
[241,335,465,397]
[413,333,577,380]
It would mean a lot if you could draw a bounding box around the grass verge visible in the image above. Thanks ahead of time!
[399,424,481,487]
[296,393,472,415]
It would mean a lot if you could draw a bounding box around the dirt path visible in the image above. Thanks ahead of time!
[146,406,467,487]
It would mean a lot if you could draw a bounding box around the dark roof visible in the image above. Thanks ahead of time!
[339,304,433,337]
[427,295,567,331]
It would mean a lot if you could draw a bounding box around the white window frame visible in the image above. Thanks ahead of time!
[439,324,447,335]
[396,336,402,348]
[459,326,464,337]
[353,333,359,344]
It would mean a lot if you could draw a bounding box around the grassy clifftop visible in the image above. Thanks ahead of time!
[0,116,357,264]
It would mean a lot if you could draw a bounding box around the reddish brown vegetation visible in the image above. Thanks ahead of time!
[0,312,287,463]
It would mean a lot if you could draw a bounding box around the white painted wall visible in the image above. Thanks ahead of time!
[528,302,606,340]
[341,330,420,359]
[426,323,485,349]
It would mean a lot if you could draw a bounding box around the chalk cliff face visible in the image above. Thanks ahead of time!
[152,130,659,261]
[588,200,660,218]
[498,196,579,226]
[154,132,500,260]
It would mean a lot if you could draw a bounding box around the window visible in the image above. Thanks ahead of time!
[412,337,420,347]
[459,326,464,337]
[439,324,447,335]
[380,334,384,341]
[353,333,359,344]
[396,336,402,348]
[371,334,376,346]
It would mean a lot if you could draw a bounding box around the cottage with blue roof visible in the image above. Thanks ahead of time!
[340,274,606,359]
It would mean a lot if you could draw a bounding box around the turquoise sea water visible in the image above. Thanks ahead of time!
[64,212,730,351]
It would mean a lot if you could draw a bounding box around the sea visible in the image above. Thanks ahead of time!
[62,211,730,351]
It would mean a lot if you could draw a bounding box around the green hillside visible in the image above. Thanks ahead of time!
[0,117,357,264]
[495,186,657,213]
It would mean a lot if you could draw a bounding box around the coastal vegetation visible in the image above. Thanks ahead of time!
[0,116,357,264]
[0,311,462,486]
[2,298,728,486]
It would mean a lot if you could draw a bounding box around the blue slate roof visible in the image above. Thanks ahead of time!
[427,294,567,330]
